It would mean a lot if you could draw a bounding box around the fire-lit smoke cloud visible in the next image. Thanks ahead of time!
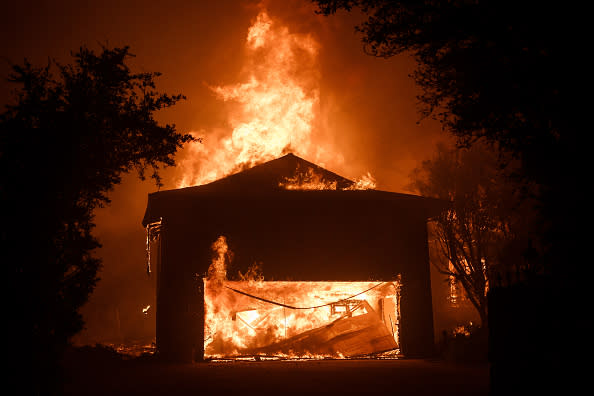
[176,9,327,188]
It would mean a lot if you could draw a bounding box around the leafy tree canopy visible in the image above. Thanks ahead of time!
[314,0,586,278]
[314,3,589,385]
[0,45,195,393]
[314,1,582,175]
[410,140,541,326]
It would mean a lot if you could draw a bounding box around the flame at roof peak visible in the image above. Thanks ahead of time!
[177,152,355,193]
[142,152,448,227]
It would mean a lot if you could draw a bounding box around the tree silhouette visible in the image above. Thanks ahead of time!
[410,141,540,328]
[313,1,585,277]
[0,46,196,394]
[314,2,587,391]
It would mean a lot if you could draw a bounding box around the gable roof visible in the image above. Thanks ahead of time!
[178,153,355,193]
[142,153,448,225]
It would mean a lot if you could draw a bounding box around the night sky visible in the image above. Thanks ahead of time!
[1,0,448,345]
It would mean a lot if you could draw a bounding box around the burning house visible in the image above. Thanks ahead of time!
[142,153,446,362]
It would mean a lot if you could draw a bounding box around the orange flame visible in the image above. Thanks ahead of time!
[176,8,376,189]
[207,236,230,286]
[344,172,377,190]
[177,10,322,188]
[202,235,399,359]
[279,167,377,190]
[279,167,338,190]
[204,279,400,359]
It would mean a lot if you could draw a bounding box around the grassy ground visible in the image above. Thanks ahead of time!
[61,346,489,395]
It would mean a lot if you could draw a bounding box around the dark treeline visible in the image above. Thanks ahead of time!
[314,1,589,393]
[0,46,195,394]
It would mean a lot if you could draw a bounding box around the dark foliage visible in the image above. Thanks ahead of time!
[313,1,587,275]
[409,141,538,328]
[0,46,195,393]
[439,322,488,365]
[314,1,577,149]
[314,1,589,392]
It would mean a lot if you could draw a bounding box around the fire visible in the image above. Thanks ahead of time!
[208,235,230,285]
[177,10,321,188]
[142,305,151,315]
[176,8,376,189]
[204,280,400,359]
[203,236,400,359]
[279,166,377,191]
[344,172,377,190]
[279,166,338,190]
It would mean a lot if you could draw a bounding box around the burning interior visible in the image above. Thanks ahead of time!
[204,279,401,359]
[142,153,446,361]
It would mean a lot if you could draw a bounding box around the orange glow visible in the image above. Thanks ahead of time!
[177,10,320,188]
[344,172,377,190]
[208,236,229,285]
[279,166,377,191]
[204,279,400,359]
[279,166,338,190]
[176,9,376,189]
[203,235,399,359]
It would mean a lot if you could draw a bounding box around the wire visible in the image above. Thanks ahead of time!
[225,282,386,310]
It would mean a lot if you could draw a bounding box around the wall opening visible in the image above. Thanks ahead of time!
[204,279,401,359]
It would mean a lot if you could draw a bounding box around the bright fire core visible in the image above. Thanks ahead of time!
[204,280,401,359]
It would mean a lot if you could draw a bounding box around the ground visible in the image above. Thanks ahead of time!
[62,347,489,395]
